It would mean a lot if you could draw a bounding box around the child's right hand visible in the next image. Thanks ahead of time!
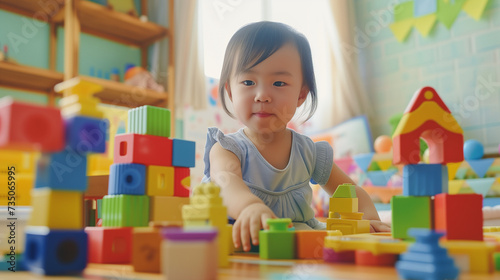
[233,203,277,251]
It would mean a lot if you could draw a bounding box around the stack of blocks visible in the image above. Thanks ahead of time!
[391,87,494,275]
[326,183,370,235]
[86,104,195,270]
[182,182,230,267]
[0,77,109,275]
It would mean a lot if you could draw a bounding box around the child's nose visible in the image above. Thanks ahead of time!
[255,87,271,103]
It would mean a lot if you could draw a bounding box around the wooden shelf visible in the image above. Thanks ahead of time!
[81,76,167,108]
[0,61,63,93]
[0,0,63,20]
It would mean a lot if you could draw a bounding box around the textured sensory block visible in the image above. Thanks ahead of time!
[391,196,431,239]
[259,219,295,259]
[146,165,174,196]
[132,228,162,273]
[85,227,132,264]
[403,164,448,196]
[108,163,146,195]
[295,230,327,259]
[65,115,107,153]
[0,97,64,152]
[114,133,172,166]
[128,105,171,137]
[24,227,88,275]
[102,194,149,227]
[172,139,195,167]
[29,188,82,229]
[174,167,190,197]
[35,149,87,191]
[434,193,483,241]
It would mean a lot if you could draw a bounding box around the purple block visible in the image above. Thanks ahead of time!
[323,248,355,263]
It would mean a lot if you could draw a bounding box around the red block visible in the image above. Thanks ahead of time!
[85,227,133,264]
[434,193,483,241]
[114,133,172,166]
[0,97,64,152]
[355,250,397,266]
[174,167,190,197]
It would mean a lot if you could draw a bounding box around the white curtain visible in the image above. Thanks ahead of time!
[173,0,207,119]
[322,0,373,126]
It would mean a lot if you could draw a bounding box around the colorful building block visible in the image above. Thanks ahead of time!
[54,76,103,97]
[24,227,87,275]
[108,163,146,195]
[59,93,103,119]
[391,196,431,239]
[35,149,88,191]
[324,232,409,256]
[0,97,64,152]
[64,116,107,153]
[0,173,32,206]
[355,250,397,266]
[84,175,109,199]
[101,194,149,227]
[402,164,448,196]
[329,197,358,214]
[146,165,174,196]
[295,230,327,259]
[441,240,495,273]
[132,227,162,273]
[259,218,295,259]
[392,87,463,165]
[85,227,132,264]
[332,183,357,198]
[28,188,82,229]
[150,196,189,223]
[323,248,355,263]
[128,105,171,138]
[161,228,218,280]
[396,229,459,280]
[174,167,190,197]
[326,215,370,235]
[172,139,195,167]
[113,133,172,166]
[434,193,483,241]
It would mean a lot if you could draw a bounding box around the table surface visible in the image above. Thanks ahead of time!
[1,254,499,280]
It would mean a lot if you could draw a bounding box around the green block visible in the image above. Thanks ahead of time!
[333,183,357,198]
[128,105,171,137]
[495,252,500,271]
[391,196,431,240]
[259,231,295,259]
[102,194,149,227]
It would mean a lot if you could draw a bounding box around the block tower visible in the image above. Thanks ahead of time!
[326,183,370,235]
[0,77,108,275]
[88,104,195,265]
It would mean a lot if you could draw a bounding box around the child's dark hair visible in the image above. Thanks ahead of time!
[219,21,317,121]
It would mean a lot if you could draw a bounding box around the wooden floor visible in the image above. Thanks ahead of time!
[2,254,499,280]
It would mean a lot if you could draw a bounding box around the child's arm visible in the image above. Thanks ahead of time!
[209,142,277,251]
[321,163,391,232]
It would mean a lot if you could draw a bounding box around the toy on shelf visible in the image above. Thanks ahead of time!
[124,66,165,92]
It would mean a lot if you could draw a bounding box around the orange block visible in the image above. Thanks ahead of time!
[295,230,327,259]
[132,228,162,273]
[150,196,190,223]
[355,250,397,266]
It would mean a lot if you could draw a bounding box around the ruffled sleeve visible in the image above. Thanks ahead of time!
[202,127,243,182]
[311,141,334,186]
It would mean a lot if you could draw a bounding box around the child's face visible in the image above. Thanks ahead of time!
[226,43,308,134]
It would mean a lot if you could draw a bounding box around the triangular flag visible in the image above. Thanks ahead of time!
[447,162,462,180]
[390,18,415,42]
[334,157,353,174]
[466,158,494,178]
[181,176,191,188]
[353,153,374,172]
[414,14,437,37]
[448,179,464,194]
[466,177,496,196]
[358,172,368,186]
[437,0,466,29]
[455,167,468,179]
[366,170,398,186]
[375,159,393,171]
[462,0,488,20]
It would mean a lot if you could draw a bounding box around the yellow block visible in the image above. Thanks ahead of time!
[448,180,464,194]
[441,240,495,273]
[29,188,82,229]
[60,102,104,119]
[329,197,358,214]
[54,77,103,97]
[87,154,113,176]
[150,196,189,223]
[0,150,38,174]
[0,174,33,206]
[326,218,370,235]
[324,232,409,255]
[375,159,393,171]
[146,166,174,196]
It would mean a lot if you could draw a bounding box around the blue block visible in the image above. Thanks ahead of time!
[65,116,108,154]
[403,164,448,196]
[108,163,146,195]
[35,149,88,191]
[24,228,88,275]
[172,139,195,167]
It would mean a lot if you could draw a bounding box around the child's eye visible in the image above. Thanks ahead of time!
[273,81,286,87]
[242,80,255,86]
